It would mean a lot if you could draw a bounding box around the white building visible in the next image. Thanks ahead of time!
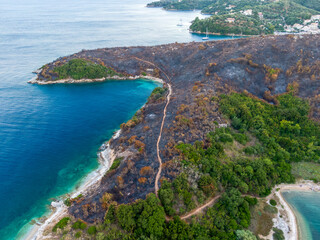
[311,15,320,21]
[293,24,303,30]
[226,18,235,23]
[242,9,253,16]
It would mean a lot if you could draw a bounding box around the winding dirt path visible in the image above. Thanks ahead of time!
[181,195,221,220]
[131,57,225,221]
[155,84,172,196]
[131,57,172,197]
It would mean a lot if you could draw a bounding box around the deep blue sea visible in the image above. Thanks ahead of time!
[283,191,320,240]
[0,0,235,239]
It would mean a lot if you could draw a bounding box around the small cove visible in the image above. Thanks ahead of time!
[282,191,320,240]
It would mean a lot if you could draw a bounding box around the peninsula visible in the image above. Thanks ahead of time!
[29,34,320,239]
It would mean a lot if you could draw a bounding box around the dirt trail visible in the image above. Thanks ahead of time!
[181,195,221,220]
[131,57,172,197]
[155,84,172,196]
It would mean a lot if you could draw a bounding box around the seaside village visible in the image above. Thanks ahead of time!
[205,1,320,35]
[229,6,320,34]
[285,15,320,34]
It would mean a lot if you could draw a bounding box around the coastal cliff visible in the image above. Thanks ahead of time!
[34,34,320,239]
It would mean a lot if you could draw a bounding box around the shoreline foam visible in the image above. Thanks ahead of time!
[27,75,164,85]
[22,130,120,240]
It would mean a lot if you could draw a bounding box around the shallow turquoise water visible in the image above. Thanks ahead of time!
[282,191,320,240]
[0,0,236,239]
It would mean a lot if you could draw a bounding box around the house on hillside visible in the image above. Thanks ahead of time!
[241,9,253,16]
[226,18,235,23]
[258,12,264,20]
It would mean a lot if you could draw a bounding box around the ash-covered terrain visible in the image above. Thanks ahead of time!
[37,34,320,224]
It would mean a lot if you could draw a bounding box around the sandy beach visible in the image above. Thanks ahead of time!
[263,180,320,240]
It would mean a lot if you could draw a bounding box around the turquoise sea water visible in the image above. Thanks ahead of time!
[0,0,236,239]
[282,191,320,240]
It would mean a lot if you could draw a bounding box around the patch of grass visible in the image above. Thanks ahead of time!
[249,200,275,236]
[264,204,278,214]
[75,231,82,238]
[52,217,70,232]
[109,157,123,171]
[72,220,87,230]
[291,162,320,182]
[87,226,97,235]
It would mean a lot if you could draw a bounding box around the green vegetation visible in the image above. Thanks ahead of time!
[235,229,257,240]
[87,226,97,235]
[64,198,71,207]
[294,0,320,12]
[269,199,277,206]
[109,157,123,171]
[72,220,87,230]
[54,92,320,239]
[64,194,83,207]
[148,87,168,103]
[53,59,119,80]
[52,217,70,232]
[191,14,274,35]
[147,0,215,11]
[75,231,82,238]
[292,162,320,182]
[273,227,285,240]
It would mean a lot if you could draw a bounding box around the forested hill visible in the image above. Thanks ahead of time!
[148,0,320,35]
[38,34,320,239]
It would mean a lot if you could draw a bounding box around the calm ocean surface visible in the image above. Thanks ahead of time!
[0,0,235,239]
[282,191,320,240]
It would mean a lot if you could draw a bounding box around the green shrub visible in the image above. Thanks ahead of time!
[87,226,97,235]
[52,217,70,232]
[75,231,82,238]
[64,198,71,207]
[270,199,277,206]
[273,227,285,240]
[109,157,123,171]
[72,220,87,230]
[233,132,249,145]
[148,87,167,102]
[219,133,233,143]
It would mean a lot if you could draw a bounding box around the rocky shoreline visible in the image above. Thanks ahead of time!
[23,131,120,240]
[28,75,164,85]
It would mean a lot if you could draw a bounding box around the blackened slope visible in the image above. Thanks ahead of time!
[39,34,320,222]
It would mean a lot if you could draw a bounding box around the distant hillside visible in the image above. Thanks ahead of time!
[148,0,320,35]
[294,0,320,11]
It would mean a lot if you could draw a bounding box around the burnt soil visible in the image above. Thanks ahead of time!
[38,34,320,223]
